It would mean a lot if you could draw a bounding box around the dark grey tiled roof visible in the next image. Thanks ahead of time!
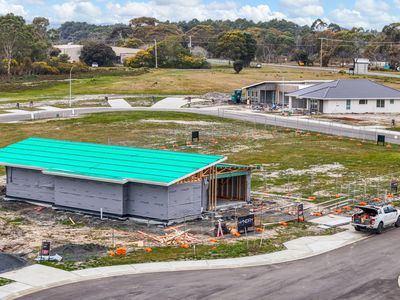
[287,79,400,99]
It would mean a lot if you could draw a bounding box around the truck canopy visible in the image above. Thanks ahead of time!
[354,206,379,215]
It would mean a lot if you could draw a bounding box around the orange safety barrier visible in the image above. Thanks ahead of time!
[108,250,115,257]
[255,227,264,232]
[335,209,342,213]
[312,212,322,217]
[115,247,127,256]
[343,206,352,211]
[308,196,316,201]
[279,221,288,226]
[359,201,367,206]
[144,247,153,253]
[180,244,190,249]
[233,232,241,237]
[209,238,218,243]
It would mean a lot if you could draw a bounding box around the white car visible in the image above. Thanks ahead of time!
[351,205,400,234]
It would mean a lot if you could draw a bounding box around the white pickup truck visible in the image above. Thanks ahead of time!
[351,205,400,234]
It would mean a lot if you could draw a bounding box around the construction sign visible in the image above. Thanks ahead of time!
[237,214,255,233]
[297,203,305,222]
[40,241,50,256]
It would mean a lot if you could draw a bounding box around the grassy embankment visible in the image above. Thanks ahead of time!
[0,111,399,197]
[2,65,396,103]
[41,222,339,271]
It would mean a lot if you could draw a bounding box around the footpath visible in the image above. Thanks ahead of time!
[0,226,368,300]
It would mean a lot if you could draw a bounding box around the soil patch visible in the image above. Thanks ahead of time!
[0,253,26,273]
[52,244,107,262]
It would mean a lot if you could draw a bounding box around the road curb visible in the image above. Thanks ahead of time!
[1,231,370,300]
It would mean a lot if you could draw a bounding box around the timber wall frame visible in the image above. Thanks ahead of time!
[177,164,252,211]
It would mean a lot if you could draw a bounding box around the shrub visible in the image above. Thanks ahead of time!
[31,62,60,75]
[233,60,244,73]
[124,50,154,68]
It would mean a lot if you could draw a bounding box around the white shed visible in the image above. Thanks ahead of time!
[354,58,370,74]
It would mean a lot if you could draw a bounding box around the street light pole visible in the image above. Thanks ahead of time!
[69,66,74,107]
[154,39,158,68]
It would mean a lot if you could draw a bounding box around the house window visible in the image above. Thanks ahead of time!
[359,99,368,104]
[390,99,394,104]
[377,100,385,108]
[346,100,351,110]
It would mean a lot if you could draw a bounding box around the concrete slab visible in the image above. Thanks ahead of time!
[132,262,174,273]
[38,106,62,111]
[3,110,30,114]
[1,265,79,286]
[108,99,131,108]
[307,240,347,253]
[167,260,210,271]
[152,97,204,109]
[0,282,32,299]
[310,215,352,227]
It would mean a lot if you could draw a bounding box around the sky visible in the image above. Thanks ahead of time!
[1,0,399,30]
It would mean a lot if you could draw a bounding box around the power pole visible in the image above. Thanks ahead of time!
[69,66,74,107]
[319,38,323,67]
[154,39,158,68]
[189,35,192,53]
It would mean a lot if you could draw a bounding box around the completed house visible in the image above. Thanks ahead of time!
[286,79,400,114]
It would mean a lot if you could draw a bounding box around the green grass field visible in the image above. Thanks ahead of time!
[2,66,399,103]
[1,111,399,197]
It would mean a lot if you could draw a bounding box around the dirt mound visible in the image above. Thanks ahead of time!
[52,243,107,262]
[0,253,26,273]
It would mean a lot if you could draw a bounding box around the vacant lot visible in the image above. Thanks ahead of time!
[0,111,399,197]
[3,65,398,103]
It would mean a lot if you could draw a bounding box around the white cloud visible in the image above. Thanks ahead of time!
[330,8,369,28]
[0,0,27,17]
[280,0,324,17]
[106,1,287,24]
[330,1,397,30]
[51,1,102,23]
[354,0,389,16]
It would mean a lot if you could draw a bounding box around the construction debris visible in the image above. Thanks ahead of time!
[137,225,200,246]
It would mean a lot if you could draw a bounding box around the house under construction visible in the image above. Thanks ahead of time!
[0,138,251,222]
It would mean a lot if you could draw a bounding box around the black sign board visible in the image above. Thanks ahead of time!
[237,214,255,233]
[297,203,305,222]
[41,241,50,256]
[377,135,385,145]
[192,131,199,142]
[391,180,398,193]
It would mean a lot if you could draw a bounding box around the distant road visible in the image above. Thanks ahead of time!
[1,107,400,145]
[21,228,400,300]
[266,63,400,78]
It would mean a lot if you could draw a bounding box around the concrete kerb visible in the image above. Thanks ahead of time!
[1,230,371,300]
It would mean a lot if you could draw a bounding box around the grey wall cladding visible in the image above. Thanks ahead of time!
[54,177,124,215]
[126,183,168,220]
[6,167,55,203]
[168,182,202,220]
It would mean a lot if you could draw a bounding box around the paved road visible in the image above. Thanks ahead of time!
[1,106,400,144]
[266,63,400,78]
[21,228,400,300]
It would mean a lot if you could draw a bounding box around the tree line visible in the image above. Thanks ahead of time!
[2,14,400,77]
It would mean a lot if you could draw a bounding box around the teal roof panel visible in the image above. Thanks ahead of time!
[0,138,226,185]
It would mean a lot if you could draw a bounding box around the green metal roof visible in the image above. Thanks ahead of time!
[0,137,226,186]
